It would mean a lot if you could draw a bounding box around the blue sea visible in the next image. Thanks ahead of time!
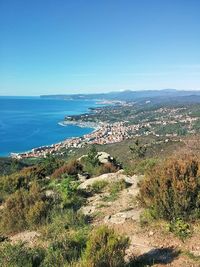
[0,97,98,156]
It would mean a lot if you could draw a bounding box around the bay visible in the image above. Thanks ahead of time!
[0,96,97,156]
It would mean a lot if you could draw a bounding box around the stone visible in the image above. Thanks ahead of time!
[10,231,40,245]
[78,173,88,182]
[104,209,141,225]
[80,205,96,216]
[97,152,112,164]
[149,231,154,236]
[45,190,56,198]
[78,170,127,190]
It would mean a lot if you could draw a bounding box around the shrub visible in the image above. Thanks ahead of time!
[0,163,55,200]
[0,173,30,197]
[41,210,89,240]
[98,162,119,175]
[53,177,85,210]
[129,139,147,159]
[40,154,62,176]
[102,180,128,202]
[42,229,88,266]
[0,242,45,267]
[109,180,127,195]
[139,154,200,221]
[1,182,52,233]
[167,218,191,241]
[82,225,129,267]
[139,209,156,227]
[90,180,109,193]
[87,146,100,167]
[52,160,83,179]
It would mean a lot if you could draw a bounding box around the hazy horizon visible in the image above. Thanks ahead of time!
[1,88,200,97]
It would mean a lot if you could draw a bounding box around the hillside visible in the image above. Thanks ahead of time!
[41,89,200,104]
[1,137,200,266]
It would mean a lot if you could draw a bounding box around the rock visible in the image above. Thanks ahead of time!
[97,152,112,164]
[0,203,5,210]
[104,209,141,225]
[78,173,90,182]
[80,205,96,216]
[124,175,142,186]
[10,231,40,245]
[45,190,57,198]
[78,174,87,182]
[191,250,200,257]
[78,170,127,190]
[104,214,126,224]
[148,231,154,236]
[78,155,87,161]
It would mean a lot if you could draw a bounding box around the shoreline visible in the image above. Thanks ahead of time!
[4,99,124,159]
[10,120,101,159]
[10,105,105,159]
[58,120,100,130]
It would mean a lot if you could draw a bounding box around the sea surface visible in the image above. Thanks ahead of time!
[0,96,98,156]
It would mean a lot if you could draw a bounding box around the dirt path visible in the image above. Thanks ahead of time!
[79,172,200,266]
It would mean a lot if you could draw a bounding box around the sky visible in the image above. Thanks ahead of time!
[0,0,200,96]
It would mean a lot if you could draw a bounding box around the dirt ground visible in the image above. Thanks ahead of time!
[79,171,200,267]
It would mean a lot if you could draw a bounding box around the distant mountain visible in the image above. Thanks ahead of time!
[41,89,200,103]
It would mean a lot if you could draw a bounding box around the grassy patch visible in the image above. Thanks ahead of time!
[102,179,128,202]
[90,180,109,193]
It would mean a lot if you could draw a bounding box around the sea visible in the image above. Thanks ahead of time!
[0,96,98,157]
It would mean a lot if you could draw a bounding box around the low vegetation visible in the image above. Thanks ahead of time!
[82,225,129,267]
[139,154,200,221]
[2,138,200,266]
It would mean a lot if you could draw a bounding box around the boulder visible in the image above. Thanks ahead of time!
[80,205,96,216]
[104,209,141,224]
[78,171,127,190]
[96,152,113,164]
[10,231,40,246]
[78,172,90,182]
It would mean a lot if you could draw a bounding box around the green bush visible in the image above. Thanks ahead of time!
[139,209,156,227]
[129,139,146,159]
[42,229,88,267]
[86,146,100,167]
[0,173,29,198]
[41,210,89,240]
[102,180,128,202]
[0,162,58,200]
[0,182,52,234]
[167,218,191,241]
[139,154,200,221]
[0,242,44,267]
[40,154,62,176]
[52,177,85,210]
[82,225,129,267]
[90,180,109,193]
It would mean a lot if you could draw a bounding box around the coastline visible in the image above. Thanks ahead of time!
[10,105,104,159]
[58,120,100,130]
[0,97,104,158]
[9,100,127,159]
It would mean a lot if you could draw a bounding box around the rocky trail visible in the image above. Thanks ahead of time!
[79,170,200,267]
[8,169,200,266]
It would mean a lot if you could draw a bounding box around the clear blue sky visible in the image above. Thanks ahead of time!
[0,0,200,96]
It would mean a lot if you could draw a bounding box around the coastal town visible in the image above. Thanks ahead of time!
[11,103,200,159]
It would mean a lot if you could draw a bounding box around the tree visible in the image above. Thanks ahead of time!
[129,139,146,159]
[87,146,100,167]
